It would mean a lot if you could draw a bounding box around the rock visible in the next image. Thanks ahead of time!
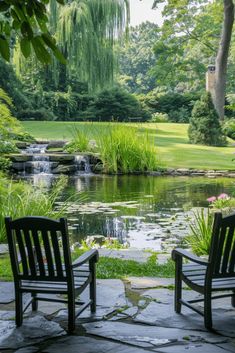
[47,141,67,149]
[127,277,175,290]
[15,142,28,149]
[9,155,31,163]
[86,235,106,246]
[0,282,15,304]
[49,154,75,163]
[52,165,77,174]
[176,169,190,174]
[41,336,151,353]
[0,244,8,255]
[84,321,229,351]
[98,249,152,263]
[80,279,128,308]
[0,316,65,349]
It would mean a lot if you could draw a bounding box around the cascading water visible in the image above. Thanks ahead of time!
[31,154,51,174]
[74,155,91,174]
[22,143,52,175]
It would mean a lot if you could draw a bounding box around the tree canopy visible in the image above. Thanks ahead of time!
[0,0,66,63]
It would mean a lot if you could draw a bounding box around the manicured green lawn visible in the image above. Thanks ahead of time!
[22,121,235,170]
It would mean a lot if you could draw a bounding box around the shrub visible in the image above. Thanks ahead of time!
[222,119,235,140]
[17,108,56,121]
[142,91,200,123]
[207,193,235,215]
[0,157,11,172]
[0,140,18,154]
[150,112,169,123]
[85,87,150,122]
[96,124,158,173]
[188,92,226,146]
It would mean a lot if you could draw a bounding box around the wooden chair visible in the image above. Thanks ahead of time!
[5,216,99,333]
[172,211,235,330]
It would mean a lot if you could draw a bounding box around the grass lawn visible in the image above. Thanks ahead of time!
[22,121,235,170]
[0,252,174,281]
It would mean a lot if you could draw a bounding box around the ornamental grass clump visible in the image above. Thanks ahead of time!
[186,208,213,256]
[186,193,235,255]
[0,174,67,243]
[96,124,158,173]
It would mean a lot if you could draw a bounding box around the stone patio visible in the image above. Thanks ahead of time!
[0,278,235,353]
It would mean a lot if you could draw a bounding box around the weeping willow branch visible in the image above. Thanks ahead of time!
[55,0,130,90]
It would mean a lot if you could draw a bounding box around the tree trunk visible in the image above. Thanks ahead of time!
[214,0,234,120]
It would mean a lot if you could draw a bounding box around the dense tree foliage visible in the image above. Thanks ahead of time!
[152,0,235,119]
[188,92,226,146]
[118,22,158,93]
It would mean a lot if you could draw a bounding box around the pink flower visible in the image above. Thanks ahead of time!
[207,196,216,202]
[218,193,229,200]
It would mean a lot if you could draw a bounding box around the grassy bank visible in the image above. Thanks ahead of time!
[22,121,235,170]
[0,252,174,281]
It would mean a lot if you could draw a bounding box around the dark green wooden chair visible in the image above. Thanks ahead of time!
[5,216,99,333]
[172,211,235,330]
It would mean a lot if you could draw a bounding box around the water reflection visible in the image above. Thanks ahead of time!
[20,174,235,251]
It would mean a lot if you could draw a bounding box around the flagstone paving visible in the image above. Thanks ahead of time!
[0,278,235,353]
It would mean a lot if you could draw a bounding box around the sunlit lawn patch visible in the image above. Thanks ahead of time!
[22,121,235,170]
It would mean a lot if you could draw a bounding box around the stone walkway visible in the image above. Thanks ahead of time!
[0,278,235,353]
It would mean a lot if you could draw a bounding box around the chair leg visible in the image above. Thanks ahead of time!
[231,290,235,308]
[175,256,182,314]
[31,293,38,311]
[204,290,213,330]
[68,293,75,334]
[89,261,96,313]
[15,290,23,327]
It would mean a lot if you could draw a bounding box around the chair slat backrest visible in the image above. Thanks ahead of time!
[209,212,235,278]
[5,216,73,282]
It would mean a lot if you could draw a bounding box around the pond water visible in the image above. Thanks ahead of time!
[26,174,235,252]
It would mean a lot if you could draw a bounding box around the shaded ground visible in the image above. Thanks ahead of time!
[0,277,235,353]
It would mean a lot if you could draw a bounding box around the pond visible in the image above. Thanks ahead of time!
[26,174,235,253]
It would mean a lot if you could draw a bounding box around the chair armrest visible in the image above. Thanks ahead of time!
[172,248,208,266]
[72,249,99,268]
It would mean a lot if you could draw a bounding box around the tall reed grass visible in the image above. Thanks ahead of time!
[64,125,91,153]
[96,124,158,173]
[0,174,67,242]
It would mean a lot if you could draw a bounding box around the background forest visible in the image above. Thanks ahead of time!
[0,0,235,125]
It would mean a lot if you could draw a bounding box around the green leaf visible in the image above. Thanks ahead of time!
[31,36,51,64]
[20,38,31,58]
[21,21,33,39]
[42,33,66,64]
[4,22,11,36]
[52,47,67,65]
[0,1,10,12]
[0,36,10,61]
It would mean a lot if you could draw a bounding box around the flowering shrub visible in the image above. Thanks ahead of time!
[186,193,235,255]
[207,193,235,213]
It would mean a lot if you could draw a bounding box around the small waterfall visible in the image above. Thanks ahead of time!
[31,155,51,174]
[22,143,52,175]
[75,155,91,174]
[22,144,48,155]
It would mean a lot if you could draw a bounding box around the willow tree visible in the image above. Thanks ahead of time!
[14,0,129,91]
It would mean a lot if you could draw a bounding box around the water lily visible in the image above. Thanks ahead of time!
[218,193,230,200]
[207,196,216,202]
